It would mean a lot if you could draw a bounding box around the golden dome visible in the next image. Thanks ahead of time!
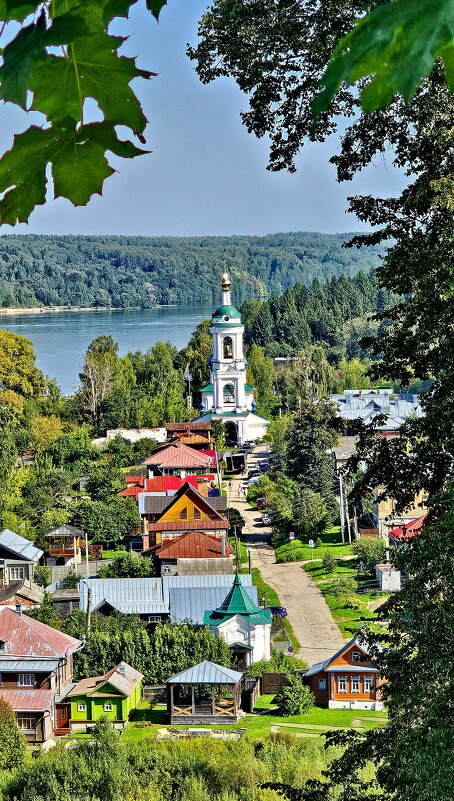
[221,270,231,289]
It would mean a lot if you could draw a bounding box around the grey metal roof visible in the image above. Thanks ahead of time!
[169,585,259,624]
[0,530,43,562]
[79,578,167,616]
[141,496,172,515]
[166,660,243,685]
[162,573,253,606]
[0,659,60,672]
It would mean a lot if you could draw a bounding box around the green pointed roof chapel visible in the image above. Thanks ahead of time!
[203,574,272,625]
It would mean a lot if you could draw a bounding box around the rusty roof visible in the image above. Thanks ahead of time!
[148,520,228,532]
[0,689,54,711]
[143,441,214,468]
[0,607,82,658]
[0,581,44,605]
[166,422,211,431]
[157,532,233,560]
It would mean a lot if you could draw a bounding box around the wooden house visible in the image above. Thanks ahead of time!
[68,662,143,730]
[302,637,383,710]
[139,481,228,549]
[0,605,83,741]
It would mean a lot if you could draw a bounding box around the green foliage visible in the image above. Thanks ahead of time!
[98,551,154,578]
[246,650,308,678]
[56,572,80,589]
[0,0,169,223]
[352,539,387,574]
[0,330,44,396]
[25,593,62,629]
[313,0,454,120]
[322,551,336,573]
[70,496,140,546]
[33,563,51,588]
[86,463,125,501]
[0,233,382,309]
[0,699,27,770]
[274,675,315,716]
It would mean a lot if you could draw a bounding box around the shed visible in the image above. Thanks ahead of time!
[166,660,243,724]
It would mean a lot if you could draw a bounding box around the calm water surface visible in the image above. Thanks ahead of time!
[0,306,212,394]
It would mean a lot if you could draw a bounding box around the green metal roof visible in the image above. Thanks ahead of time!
[245,384,255,391]
[203,574,272,626]
[213,305,241,318]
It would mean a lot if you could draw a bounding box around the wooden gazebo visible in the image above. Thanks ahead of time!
[166,660,243,724]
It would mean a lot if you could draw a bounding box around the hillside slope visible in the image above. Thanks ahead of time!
[0,232,383,308]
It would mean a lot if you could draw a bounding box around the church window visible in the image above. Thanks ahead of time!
[223,336,233,359]
[223,383,235,406]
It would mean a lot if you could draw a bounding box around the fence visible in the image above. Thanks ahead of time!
[143,685,167,702]
[261,672,288,695]
[50,560,115,584]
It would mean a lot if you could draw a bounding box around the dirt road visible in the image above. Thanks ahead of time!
[229,446,345,667]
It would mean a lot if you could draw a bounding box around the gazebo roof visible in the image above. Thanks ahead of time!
[166,660,243,685]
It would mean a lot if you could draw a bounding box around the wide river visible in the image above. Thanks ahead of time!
[0,306,213,394]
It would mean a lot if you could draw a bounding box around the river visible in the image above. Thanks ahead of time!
[0,306,213,394]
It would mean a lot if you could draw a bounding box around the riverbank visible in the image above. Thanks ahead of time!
[0,305,176,315]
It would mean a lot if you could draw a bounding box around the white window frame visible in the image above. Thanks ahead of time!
[337,676,347,694]
[318,677,327,690]
[103,702,113,712]
[18,673,35,687]
[77,702,86,712]
[364,676,374,693]
[351,651,361,662]
[17,714,36,732]
[161,564,172,574]
[351,676,360,693]
[10,566,25,581]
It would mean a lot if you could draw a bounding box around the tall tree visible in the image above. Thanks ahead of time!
[78,336,120,429]
[0,699,27,770]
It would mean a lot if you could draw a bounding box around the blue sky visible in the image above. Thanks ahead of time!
[0,1,406,237]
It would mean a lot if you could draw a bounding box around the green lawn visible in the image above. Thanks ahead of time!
[229,536,248,564]
[274,526,354,563]
[123,700,387,743]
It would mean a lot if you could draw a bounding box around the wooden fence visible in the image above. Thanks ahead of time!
[261,672,288,695]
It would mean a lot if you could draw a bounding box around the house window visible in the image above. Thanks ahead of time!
[17,714,36,732]
[337,677,347,693]
[351,676,360,693]
[10,567,25,581]
[318,677,327,690]
[18,673,34,687]
[161,564,172,574]
[180,508,187,520]
[194,509,201,520]
[104,702,113,712]
[77,702,86,712]
[364,676,374,693]
[0,640,5,652]
[351,651,361,662]
[147,615,161,623]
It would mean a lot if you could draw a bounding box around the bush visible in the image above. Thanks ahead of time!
[274,675,314,716]
[33,564,51,587]
[322,551,336,573]
[0,699,27,769]
[246,650,307,677]
[98,552,154,578]
[57,571,80,589]
[314,537,323,548]
[353,538,387,573]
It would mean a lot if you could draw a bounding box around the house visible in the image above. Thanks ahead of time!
[166,660,243,724]
[68,662,143,731]
[373,489,428,537]
[330,388,423,436]
[139,481,228,549]
[0,529,43,585]
[388,514,427,546]
[166,422,212,449]
[118,474,216,503]
[0,580,44,610]
[302,637,383,710]
[204,574,272,667]
[0,605,83,741]
[50,587,81,617]
[78,574,257,626]
[155,531,233,576]
[142,440,214,478]
[45,524,85,567]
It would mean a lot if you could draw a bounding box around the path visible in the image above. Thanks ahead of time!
[229,446,345,667]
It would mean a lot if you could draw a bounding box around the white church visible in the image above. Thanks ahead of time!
[192,271,269,444]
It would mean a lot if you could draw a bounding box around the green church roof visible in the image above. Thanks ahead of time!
[213,305,241,318]
[203,574,272,625]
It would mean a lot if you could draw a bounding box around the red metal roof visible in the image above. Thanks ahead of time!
[157,532,233,560]
[166,422,211,431]
[388,515,427,541]
[119,475,215,500]
[0,689,54,711]
[147,520,228,532]
[143,441,214,468]
[0,607,82,658]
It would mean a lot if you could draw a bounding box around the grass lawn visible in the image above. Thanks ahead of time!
[101,549,128,560]
[229,536,248,564]
[274,526,354,563]
[123,700,387,743]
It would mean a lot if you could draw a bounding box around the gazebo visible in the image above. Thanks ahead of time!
[166,660,243,724]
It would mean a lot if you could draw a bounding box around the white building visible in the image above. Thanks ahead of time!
[192,271,269,444]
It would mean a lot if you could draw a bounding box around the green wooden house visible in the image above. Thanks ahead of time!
[68,662,143,730]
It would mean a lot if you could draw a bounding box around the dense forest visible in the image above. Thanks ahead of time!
[0,233,383,308]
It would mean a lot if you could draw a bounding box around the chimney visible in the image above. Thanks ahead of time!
[221,537,226,556]
[15,601,22,616]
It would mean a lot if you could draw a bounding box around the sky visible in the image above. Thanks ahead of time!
[0,0,407,238]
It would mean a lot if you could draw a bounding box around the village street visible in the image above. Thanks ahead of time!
[229,446,345,667]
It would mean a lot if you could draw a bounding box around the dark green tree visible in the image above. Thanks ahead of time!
[0,699,27,770]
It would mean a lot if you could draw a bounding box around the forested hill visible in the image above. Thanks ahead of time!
[0,232,383,308]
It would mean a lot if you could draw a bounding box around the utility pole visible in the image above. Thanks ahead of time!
[86,585,92,639]
[234,526,240,573]
[85,531,89,577]
[184,364,192,410]
[339,472,346,545]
